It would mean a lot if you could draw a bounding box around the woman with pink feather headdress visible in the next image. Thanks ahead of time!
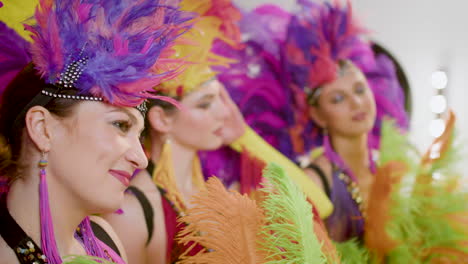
[281,0,409,243]
[99,0,245,263]
[200,0,409,244]
[260,2,468,262]
[0,0,192,263]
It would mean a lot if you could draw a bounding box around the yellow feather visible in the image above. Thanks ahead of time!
[0,0,39,41]
[153,0,237,97]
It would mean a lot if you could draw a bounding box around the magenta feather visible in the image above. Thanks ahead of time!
[285,0,373,90]
[27,0,193,107]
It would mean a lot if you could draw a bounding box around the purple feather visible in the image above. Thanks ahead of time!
[0,22,31,97]
[28,0,193,107]
[200,5,297,184]
[200,1,408,185]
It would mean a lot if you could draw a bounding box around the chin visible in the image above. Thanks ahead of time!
[340,125,371,138]
[93,189,125,214]
[201,143,224,151]
[197,138,223,151]
[97,197,124,214]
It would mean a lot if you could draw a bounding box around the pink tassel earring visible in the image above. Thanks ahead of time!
[39,151,62,263]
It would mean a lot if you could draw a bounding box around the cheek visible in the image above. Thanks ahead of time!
[323,104,350,123]
[70,123,126,170]
[49,123,127,212]
[180,109,209,128]
[363,94,377,120]
[171,109,223,149]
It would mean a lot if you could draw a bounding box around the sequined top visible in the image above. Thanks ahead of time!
[0,197,48,264]
[324,168,365,242]
[0,196,125,264]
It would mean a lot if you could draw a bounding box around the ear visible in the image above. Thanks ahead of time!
[24,106,54,152]
[308,106,327,129]
[147,106,174,134]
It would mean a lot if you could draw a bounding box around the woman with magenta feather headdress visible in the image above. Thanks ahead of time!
[100,0,245,263]
[281,0,408,242]
[201,0,408,243]
[0,0,192,263]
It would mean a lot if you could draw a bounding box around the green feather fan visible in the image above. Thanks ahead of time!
[335,239,370,264]
[337,119,468,263]
[259,163,328,264]
[378,119,468,263]
[63,255,115,264]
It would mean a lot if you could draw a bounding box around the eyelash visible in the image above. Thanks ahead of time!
[112,120,132,133]
[139,134,146,145]
[331,94,345,104]
[197,102,212,109]
[355,85,366,94]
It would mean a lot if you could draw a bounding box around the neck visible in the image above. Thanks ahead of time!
[7,168,87,257]
[150,135,196,195]
[329,133,370,179]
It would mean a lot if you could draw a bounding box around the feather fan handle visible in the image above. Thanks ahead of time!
[27,0,193,107]
[260,163,327,263]
[177,177,267,264]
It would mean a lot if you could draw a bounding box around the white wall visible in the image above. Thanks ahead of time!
[235,0,468,152]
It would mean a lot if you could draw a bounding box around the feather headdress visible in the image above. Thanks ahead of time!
[153,0,239,97]
[0,0,37,96]
[0,22,31,96]
[25,0,193,107]
[284,0,373,92]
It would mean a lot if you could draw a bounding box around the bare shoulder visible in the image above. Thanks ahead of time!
[0,237,19,264]
[89,215,128,262]
[103,169,167,264]
[131,170,167,264]
[102,187,147,264]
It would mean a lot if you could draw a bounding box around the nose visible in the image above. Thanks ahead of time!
[214,98,230,121]
[126,138,149,170]
[349,93,363,109]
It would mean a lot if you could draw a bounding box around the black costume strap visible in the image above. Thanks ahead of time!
[0,196,47,264]
[89,220,121,257]
[127,186,154,246]
[306,163,331,198]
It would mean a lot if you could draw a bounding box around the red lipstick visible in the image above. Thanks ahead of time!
[352,112,367,122]
[109,170,131,187]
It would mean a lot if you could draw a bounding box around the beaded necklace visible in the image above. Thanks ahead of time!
[324,135,375,217]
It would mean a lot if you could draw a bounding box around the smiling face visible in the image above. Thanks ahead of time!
[309,63,377,138]
[167,80,229,151]
[47,101,148,213]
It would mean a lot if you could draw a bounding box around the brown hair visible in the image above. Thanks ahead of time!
[0,64,81,176]
[141,95,180,141]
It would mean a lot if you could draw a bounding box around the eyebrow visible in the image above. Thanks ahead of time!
[110,108,136,121]
[109,108,144,133]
